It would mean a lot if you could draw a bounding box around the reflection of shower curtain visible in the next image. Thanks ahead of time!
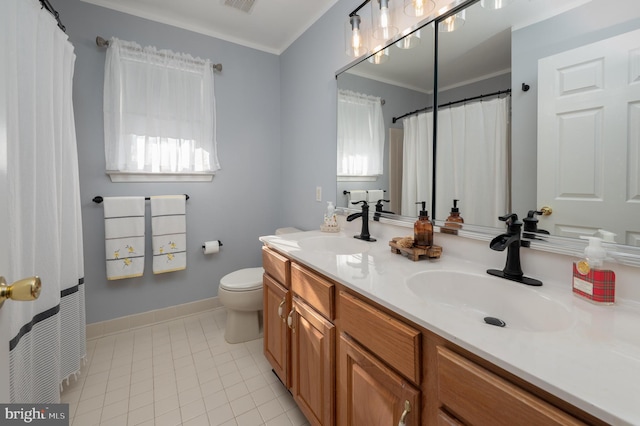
[401,112,433,216]
[436,97,510,228]
[4,0,86,402]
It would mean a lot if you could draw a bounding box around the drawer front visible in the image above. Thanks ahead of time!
[262,246,290,288]
[436,346,585,426]
[291,263,334,320]
[338,291,421,384]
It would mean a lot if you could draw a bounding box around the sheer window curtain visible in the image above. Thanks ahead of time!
[337,90,385,176]
[401,112,433,216]
[3,0,85,402]
[435,97,510,227]
[104,38,220,174]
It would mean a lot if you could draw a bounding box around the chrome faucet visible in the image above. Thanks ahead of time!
[346,200,376,242]
[487,213,542,286]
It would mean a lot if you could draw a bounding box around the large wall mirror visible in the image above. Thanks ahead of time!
[336,0,640,263]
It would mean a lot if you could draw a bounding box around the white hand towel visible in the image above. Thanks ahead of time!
[348,190,367,204]
[151,195,187,274]
[367,190,384,203]
[103,196,145,280]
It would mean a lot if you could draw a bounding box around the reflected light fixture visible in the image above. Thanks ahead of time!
[396,29,421,49]
[372,0,399,40]
[368,48,389,64]
[439,9,465,32]
[480,0,514,10]
[404,0,435,17]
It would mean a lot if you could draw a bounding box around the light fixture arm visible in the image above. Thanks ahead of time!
[349,0,371,17]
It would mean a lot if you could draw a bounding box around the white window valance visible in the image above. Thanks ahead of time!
[103,38,220,178]
[337,89,384,177]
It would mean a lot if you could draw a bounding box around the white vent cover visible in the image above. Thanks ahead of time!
[223,0,256,13]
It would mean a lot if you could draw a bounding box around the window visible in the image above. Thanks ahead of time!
[103,38,220,181]
[337,90,384,178]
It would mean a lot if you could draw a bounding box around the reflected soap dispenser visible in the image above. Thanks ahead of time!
[414,201,433,247]
[442,199,464,235]
[573,236,615,305]
[321,201,339,232]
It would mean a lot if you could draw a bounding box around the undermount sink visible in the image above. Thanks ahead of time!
[298,235,371,255]
[406,270,574,332]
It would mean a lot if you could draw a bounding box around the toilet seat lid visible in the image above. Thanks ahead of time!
[220,267,264,291]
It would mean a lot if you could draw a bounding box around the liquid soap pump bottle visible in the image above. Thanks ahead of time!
[573,236,615,304]
[443,199,464,235]
[414,201,433,247]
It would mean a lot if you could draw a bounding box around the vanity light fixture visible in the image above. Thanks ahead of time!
[368,47,390,64]
[346,0,373,57]
[439,9,465,32]
[372,0,399,40]
[404,0,435,17]
[480,0,514,10]
[396,29,421,49]
[346,14,368,57]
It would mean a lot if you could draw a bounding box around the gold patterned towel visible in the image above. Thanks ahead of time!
[103,196,146,280]
[151,195,187,274]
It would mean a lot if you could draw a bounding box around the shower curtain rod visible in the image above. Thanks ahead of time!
[40,0,65,32]
[392,89,511,123]
[95,36,223,72]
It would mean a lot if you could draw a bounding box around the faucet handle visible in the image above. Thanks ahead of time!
[499,213,519,224]
[351,200,368,207]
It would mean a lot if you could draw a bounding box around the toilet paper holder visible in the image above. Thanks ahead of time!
[202,240,222,248]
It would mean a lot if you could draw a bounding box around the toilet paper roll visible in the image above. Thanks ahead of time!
[202,240,220,254]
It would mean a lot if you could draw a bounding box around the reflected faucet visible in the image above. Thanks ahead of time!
[373,199,394,221]
[487,213,542,286]
[522,210,550,245]
[346,200,376,242]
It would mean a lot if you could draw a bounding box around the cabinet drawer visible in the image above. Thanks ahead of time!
[338,291,421,384]
[262,246,290,288]
[436,346,585,426]
[291,263,334,320]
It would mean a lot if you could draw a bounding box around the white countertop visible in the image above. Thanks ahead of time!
[260,222,640,425]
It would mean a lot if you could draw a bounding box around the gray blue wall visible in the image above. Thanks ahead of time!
[57,0,282,323]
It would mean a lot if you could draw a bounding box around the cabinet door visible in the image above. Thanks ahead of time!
[338,334,420,426]
[290,297,335,426]
[263,273,290,387]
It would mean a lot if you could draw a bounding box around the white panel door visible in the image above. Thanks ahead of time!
[537,28,640,245]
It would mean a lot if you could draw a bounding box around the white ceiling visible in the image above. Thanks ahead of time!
[80,0,340,55]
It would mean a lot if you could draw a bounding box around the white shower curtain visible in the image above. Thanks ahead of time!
[401,112,433,216]
[2,0,86,403]
[435,97,510,227]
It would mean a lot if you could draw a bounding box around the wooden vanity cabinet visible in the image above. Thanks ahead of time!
[263,246,607,426]
[262,247,291,387]
[337,290,422,426]
[263,249,336,426]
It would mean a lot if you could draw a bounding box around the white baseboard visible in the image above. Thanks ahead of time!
[86,297,222,340]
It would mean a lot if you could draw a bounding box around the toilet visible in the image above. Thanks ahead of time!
[219,227,301,343]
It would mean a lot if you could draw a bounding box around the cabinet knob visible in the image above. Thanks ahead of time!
[398,400,411,426]
[278,299,286,322]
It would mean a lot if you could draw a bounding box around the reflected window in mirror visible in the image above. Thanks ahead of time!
[337,90,385,178]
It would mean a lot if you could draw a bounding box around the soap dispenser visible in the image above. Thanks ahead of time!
[442,199,464,235]
[414,201,433,247]
[573,236,615,304]
[321,201,339,232]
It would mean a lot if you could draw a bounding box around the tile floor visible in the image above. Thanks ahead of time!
[61,308,310,426]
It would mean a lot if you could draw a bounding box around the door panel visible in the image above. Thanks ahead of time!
[537,28,640,243]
